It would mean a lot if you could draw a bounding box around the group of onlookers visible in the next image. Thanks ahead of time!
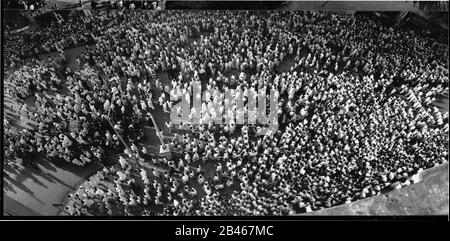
[4,11,448,216]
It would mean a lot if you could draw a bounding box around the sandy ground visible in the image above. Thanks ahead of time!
[3,156,102,215]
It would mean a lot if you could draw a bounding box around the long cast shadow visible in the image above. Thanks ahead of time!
[3,179,17,194]
[35,156,57,172]
[40,170,73,189]
[4,174,35,196]
[3,195,43,216]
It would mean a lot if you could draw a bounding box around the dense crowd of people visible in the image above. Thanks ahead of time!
[5,0,47,10]
[4,0,165,10]
[4,11,449,216]
[98,1,164,10]
[4,11,97,70]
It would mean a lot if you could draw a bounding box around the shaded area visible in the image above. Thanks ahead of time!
[3,196,43,216]
[3,155,102,216]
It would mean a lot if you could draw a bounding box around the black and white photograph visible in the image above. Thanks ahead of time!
[2,0,166,10]
[2,0,449,234]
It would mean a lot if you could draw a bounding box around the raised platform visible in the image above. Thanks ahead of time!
[301,162,449,215]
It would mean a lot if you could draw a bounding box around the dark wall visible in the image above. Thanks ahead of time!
[166,1,285,10]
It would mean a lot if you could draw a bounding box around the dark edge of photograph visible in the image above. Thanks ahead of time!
[1,0,449,240]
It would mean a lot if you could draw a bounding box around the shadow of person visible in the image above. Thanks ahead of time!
[3,178,17,194]
[4,174,35,196]
[42,171,73,189]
